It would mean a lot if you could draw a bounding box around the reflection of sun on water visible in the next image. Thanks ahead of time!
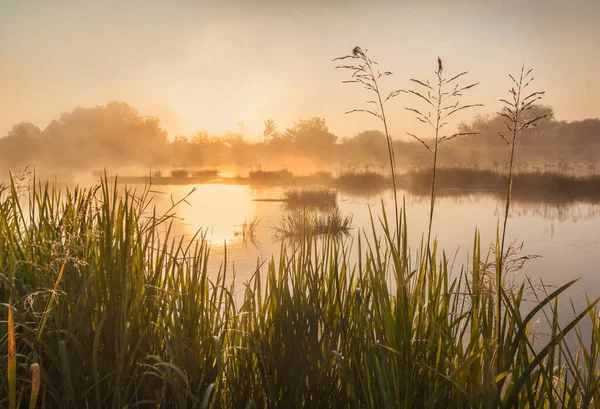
[168,184,253,246]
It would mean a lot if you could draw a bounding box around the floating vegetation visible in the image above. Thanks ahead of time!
[273,208,352,239]
[170,168,189,178]
[283,188,337,211]
[247,168,293,184]
[333,170,389,197]
[193,168,220,177]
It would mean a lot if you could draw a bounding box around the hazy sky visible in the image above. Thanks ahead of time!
[1,0,599,141]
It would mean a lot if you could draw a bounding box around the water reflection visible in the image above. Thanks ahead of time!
[153,184,255,246]
[142,182,600,301]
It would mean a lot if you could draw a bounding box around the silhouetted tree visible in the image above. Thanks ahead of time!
[285,117,336,159]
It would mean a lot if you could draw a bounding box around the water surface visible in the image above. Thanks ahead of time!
[148,183,600,316]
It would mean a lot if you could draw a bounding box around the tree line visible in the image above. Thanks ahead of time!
[1,101,598,174]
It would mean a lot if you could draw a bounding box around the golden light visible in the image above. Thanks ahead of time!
[158,184,254,246]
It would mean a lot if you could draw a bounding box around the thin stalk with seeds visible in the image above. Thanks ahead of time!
[333,46,402,245]
[403,57,482,263]
[496,64,547,373]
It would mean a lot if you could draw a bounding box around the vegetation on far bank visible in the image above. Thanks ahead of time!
[114,166,600,204]
[1,101,599,175]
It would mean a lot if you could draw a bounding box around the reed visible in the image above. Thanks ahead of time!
[334,46,402,245]
[0,177,599,408]
[272,208,352,239]
[247,168,293,184]
[282,188,337,211]
[495,65,547,377]
[402,57,482,262]
[234,217,260,246]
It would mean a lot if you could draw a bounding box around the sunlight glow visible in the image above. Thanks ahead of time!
[160,184,254,246]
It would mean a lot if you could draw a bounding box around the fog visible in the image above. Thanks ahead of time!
[1,101,599,179]
[2,0,600,142]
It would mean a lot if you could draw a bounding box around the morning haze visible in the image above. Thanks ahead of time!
[2,1,600,408]
[1,0,598,141]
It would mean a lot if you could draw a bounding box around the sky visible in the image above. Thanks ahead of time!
[1,0,599,141]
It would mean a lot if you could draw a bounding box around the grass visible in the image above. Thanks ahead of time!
[193,169,220,177]
[335,46,401,246]
[233,217,260,246]
[2,50,600,409]
[402,57,481,263]
[0,177,599,408]
[282,188,337,210]
[170,168,220,178]
[247,168,293,184]
[170,168,189,178]
[272,208,352,239]
[396,167,600,201]
[333,170,389,197]
[494,65,547,375]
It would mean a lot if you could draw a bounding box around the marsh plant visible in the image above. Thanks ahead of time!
[282,188,338,211]
[1,50,600,409]
[273,208,352,240]
[495,65,547,372]
[402,57,482,259]
[234,217,260,246]
[2,178,600,408]
[334,46,402,243]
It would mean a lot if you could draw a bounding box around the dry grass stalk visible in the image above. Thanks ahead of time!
[402,57,482,262]
[334,46,402,244]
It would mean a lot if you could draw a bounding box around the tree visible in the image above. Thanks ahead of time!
[285,117,337,157]
[6,122,42,139]
[42,101,168,168]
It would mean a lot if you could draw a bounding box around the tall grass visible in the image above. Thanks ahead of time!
[334,46,402,245]
[495,65,547,376]
[1,176,599,408]
[1,51,599,409]
[402,57,482,261]
[273,208,352,239]
[282,188,337,211]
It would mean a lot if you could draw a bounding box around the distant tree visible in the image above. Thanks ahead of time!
[41,101,168,169]
[285,117,337,158]
[457,105,555,146]
[6,122,43,139]
[560,118,600,146]
[0,122,44,168]
[340,130,388,163]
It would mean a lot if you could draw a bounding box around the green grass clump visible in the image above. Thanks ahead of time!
[283,188,337,210]
[273,208,352,239]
